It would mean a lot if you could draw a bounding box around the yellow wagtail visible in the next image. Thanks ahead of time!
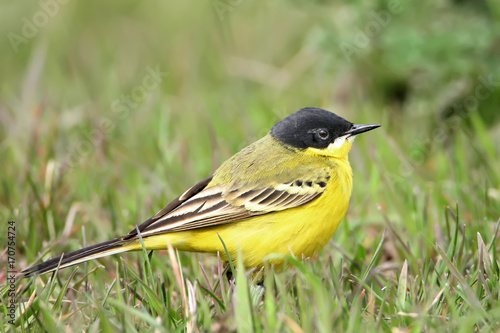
[22,107,380,277]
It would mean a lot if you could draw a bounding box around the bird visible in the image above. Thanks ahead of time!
[21,107,380,278]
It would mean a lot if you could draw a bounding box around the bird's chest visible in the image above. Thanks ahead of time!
[290,160,353,256]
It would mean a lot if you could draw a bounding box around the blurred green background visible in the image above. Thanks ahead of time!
[2,0,500,277]
[1,0,500,330]
[2,0,500,272]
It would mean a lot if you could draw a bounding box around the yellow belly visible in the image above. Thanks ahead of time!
[142,159,353,270]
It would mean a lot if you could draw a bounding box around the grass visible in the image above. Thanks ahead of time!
[1,0,500,332]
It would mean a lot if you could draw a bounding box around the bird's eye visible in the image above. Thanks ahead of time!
[317,129,329,140]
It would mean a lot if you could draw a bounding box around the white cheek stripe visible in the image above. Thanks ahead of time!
[330,135,348,149]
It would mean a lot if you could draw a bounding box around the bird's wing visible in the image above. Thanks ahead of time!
[132,175,328,237]
[125,175,214,239]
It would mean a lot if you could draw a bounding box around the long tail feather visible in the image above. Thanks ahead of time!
[21,237,137,277]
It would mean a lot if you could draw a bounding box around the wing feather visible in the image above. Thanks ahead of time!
[124,176,214,239]
[136,177,327,237]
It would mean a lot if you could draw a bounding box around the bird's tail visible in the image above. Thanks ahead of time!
[21,237,139,277]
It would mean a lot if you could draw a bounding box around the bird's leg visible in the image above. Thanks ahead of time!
[225,267,234,284]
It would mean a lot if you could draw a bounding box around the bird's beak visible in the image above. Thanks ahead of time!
[345,124,381,137]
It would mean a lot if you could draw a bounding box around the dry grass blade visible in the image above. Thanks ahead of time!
[166,242,192,332]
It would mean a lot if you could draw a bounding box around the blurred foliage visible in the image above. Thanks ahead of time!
[1,0,499,331]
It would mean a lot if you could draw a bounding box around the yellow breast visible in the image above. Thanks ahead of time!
[162,156,353,270]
